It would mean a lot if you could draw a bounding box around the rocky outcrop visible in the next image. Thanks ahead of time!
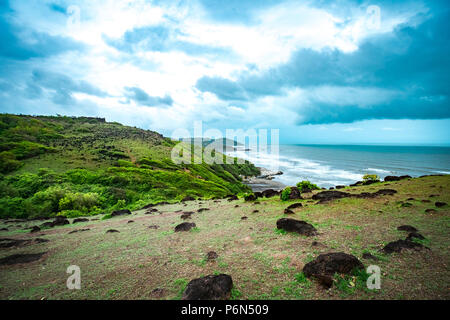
[182,274,233,300]
[276,218,317,236]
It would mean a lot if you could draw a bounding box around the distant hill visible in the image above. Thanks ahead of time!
[0,114,260,218]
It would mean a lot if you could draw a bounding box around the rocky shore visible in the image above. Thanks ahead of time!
[243,167,285,192]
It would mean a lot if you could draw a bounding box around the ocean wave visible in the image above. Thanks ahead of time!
[365,168,392,174]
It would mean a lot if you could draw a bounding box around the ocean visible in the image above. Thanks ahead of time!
[227,144,450,188]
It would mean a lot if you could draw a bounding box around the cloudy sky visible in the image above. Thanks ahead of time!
[0,0,449,145]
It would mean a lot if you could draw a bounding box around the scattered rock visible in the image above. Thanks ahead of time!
[362,252,379,261]
[175,222,196,232]
[150,288,165,298]
[146,208,158,214]
[0,252,46,266]
[286,203,303,210]
[381,239,427,254]
[0,228,8,231]
[111,209,132,217]
[435,202,447,208]
[252,210,259,213]
[406,232,425,241]
[197,208,210,213]
[206,251,218,261]
[429,194,439,198]
[227,195,239,201]
[244,194,257,201]
[397,225,418,232]
[182,196,195,202]
[73,218,89,224]
[68,229,90,234]
[425,208,437,214]
[303,252,364,287]
[234,205,239,208]
[106,229,120,233]
[182,274,233,300]
[280,187,302,200]
[276,218,317,236]
[312,191,349,203]
[284,208,295,214]
[261,189,280,198]
[30,226,41,233]
[335,185,345,189]
[148,225,159,230]
[127,220,134,223]
[0,238,49,248]
[241,216,248,220]
[384,175,411,182]
[181,213,192,220]
[407,197,416,201]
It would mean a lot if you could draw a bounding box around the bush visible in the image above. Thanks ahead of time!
[58,192,100,212]
[117,160,135,167]
[296,181,320,192]
[0,151,23,174]
[362,174,380,182]
[281,187,292,201]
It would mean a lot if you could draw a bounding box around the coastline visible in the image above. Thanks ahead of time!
[243,167,286,192]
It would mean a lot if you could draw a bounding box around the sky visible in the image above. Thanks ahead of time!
[0,0,449,145]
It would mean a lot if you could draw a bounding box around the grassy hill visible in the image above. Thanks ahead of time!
[0,114,260,219]
[0,175,448,299]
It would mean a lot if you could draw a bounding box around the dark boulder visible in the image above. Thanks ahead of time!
[303,253,364,285]
[73,218,89,224]
[197,208,210,213]
[286,203,303,210]
[0,252,46,266]
[312,191,350,203]
[106,229,120,233]
[284,208,295,214]
[148,225,159,230]
[241,216,248,220]
[384,175,411,182]
[52,216,70,226]
[254,192,263,198]
[397,225,418,232]
[68,229,90,234]
[381,239,427,254]
[181,213,192,220]
[261,189,280,198]
[111,209,131,217]
[362,252,379,261]
[227,195,239,201]
[175,222,196,232]
[206,251,218,261]
[435,202,447,208]
[127,220,134,223]
[0,228,8,231]
[335,185,345,189]
[280,187,302,200]
[244,194,257,201]
[30,226,41,233]
[182,274,233,300]
[276,218,317,236]
[425,208,437,214]
[406,232,425,241]
[182,196,196,202]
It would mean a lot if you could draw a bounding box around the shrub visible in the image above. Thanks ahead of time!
[117,160,135,167]
[0,151,23,173]
[281,187,292,201]
[296,181,320,192]
[362,174,380,182]
[58,192,100,212]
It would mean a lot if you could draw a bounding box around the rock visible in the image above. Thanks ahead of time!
[425,209,437,214]
[175,222,196,232]
[284,208,295,214]
[197,208,210,213]
[381,239,427,254]
[254,192,263,198]
[429,194,439,198]
[406,232,425,241]
[127,220,134,223]
[407,197,416,201]
[0,228,8,231]
[0,252,46,266]
[276,218,317,236]
[313,274,334,288]
[73,218,89,224]
[0,238,49,248]
[241,216,248,220]
[261,189,280,198]
[397,225,418,232]
[362,180,379,185]
[150,288,165,298]
[280,187,302,200]
[30,226,41,233]
[181,213,192,220]
[227,195,239,201]
[244,194,257,201]
[303,253,364,284]
[252,210,259,213]
[335,185,345,189]
[182,274,233,300]
[111,209,131,217]
[312,191,350,203]
[68,229,90,234]
[286,203,303,210]
[435,202,447,208]
[52,216,70,226]
[148,225,159,230]
[146,208,158,214]
[421,200,431,203]
[106,229,120,233]
[234,205,239,208]
[206,251,218,261]
[362,252,379,261]
[384,175,411,182]
[182,196,196,202]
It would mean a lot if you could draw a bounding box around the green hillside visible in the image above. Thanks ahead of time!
[0,114,259,219]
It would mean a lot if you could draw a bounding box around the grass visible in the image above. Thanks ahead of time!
[0,175,449,300]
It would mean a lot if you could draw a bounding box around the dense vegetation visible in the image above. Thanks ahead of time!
[0,114,260,218]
